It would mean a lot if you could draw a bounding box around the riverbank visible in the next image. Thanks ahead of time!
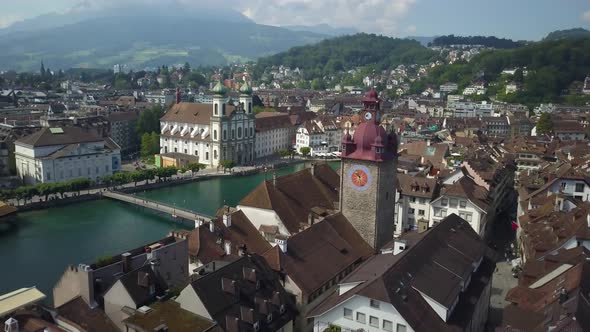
[10,158,338,212]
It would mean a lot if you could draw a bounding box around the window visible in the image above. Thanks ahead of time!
[575,183,585,193]
[214,130,217,140]
[434,209,447,218]
[356,312,366,324]
[223,130,227,140]
[441,198,448,206]
[214,104,218,115]
[222,104,226,116]
[459,200,467,208]
[232,129,235,139]
[250,127,253,137]
[369,316,379,327]
[396,323,407,332]
[466,213,473,222]
[370,299,380,309]
[238,127,242,138]
[418,210,425,216]
[343,308,353,320]
[409,197,416,203]
[205,152,209,160]
[419,198,426,204]
[561,182,567,190]
[450,198,458,208]
[409,208,415,215]
[383,320,393,332]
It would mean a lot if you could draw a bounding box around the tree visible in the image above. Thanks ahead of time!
[299,147,311,158]
[188,163,206,174]
[513,68,524,83]
[137,105,165,138]
[322,325,341,332]
[219,160,236,173]
[69,178,91,195]
[277,149,290,159]
[536,112,554,135]
[183,62,191,74]
[130,171,146,186]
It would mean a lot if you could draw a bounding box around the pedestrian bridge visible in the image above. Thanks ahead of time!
[102,191,213,224]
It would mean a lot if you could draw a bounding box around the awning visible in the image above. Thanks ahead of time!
[0,287,46,316]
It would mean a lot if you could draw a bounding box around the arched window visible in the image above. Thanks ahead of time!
[250,127,253,137]
[214,104,218,116]
[238,127,242,138]
[222,104,226,116]
[248,102,252,113]
[223,130,227,141]
[206,152,209,160]
[214,150,218,159]
[213,130,217,140]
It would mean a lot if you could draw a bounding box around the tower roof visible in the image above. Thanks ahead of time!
[239,81,252,95]
[212,81,226,96]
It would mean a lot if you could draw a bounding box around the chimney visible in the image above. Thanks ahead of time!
[276,236,287,253]
[122,252,132,273]
[393,239,407,255]
[224,240,232,255]
[307,212,315,226]
[223,213,232,227]
[4,318,18,332]
[209,221,215,233]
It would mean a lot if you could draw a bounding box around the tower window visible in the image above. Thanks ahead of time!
[213,130,217,140]
[214,104,218,115]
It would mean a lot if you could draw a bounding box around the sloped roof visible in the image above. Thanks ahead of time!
[56,296,119,332]
[16,126,103,147]
[397,174,438,199]
[262,213,372,296]
[239,164,339,234]
[441,176,490,211]
[161,102,236,125]
[309,214,496,332]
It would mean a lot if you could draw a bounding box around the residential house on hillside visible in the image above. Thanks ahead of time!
[309,214,496,332]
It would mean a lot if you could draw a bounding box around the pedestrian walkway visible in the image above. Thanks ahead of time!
[102,191,214,223]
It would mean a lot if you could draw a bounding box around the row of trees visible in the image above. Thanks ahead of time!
[0,178,92,205]
[429,35,524,49]
[0,163,208,205]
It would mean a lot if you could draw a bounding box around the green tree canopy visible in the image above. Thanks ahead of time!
[536,113,554,135]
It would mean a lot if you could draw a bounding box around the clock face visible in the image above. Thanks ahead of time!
[348,165,372,191]
[364,112,373,121]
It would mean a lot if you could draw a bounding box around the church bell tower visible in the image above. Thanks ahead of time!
[340,88,398,249]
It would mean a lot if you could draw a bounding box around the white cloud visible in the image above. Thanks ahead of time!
[0,15,22,28]
[61,0,416,35]
[405,25,417,34]
[237,0,416,35]
[583,10,590,22]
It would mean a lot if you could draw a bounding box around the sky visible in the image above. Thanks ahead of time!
[1,0,589,40]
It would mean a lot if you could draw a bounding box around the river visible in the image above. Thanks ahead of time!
[0,161,338,302]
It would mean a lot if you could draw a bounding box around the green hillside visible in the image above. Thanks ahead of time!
[255,33,439,80]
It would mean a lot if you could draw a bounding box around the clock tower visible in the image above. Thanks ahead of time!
[340,88,398,249]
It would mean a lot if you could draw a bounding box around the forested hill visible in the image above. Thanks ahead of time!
[412,38,590,107]
[254,33,439,80]
[429,35,524,48]
[544,28,590,41]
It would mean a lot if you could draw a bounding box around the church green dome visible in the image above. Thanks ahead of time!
[239,81,252,95]
[212,81,226,95]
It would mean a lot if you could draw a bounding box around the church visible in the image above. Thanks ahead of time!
[159,82,255,168]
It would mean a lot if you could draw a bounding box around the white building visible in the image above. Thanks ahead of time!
[144,90,175,107]
[440,82,458,93]
[429,176,490,237]
[15,127,121,185]
[295,117,339,156]
[159,82,255,168]
[395,174,439,236]
[254,112,294,159]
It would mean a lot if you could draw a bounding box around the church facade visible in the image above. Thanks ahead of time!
[159,82,255,168]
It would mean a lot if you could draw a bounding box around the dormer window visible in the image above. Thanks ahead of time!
[253,322,260,331]
[267,313,273,323]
